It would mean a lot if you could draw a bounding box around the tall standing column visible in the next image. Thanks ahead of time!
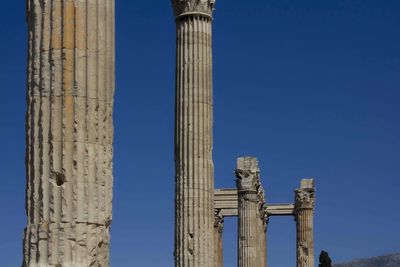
[295,179,316,267]
[236,157,260,267]
[172,1,216,266]
[24,0,115,266]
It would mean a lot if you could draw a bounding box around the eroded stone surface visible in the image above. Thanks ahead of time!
[24,1,115,266]
[172,1,216,266]
[214,211,224,267]
[235,157,267,267]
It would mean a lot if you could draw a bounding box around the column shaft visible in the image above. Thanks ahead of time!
[296,209,314,267]
[218,231,223,267]
[236,157,268,267]
[258,218,267,267]
[174,14,215,267]
[24,1,115,266]
[264,219,268,267]
[295,179,316,267]
[238,191,258,267]
[257,191,267,267]
[214,214,224,267]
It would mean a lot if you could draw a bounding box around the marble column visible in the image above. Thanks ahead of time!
[172,1,216,266]
[236,157,260,267]
[214,211,224,267]
[295,179,316,267]
[24,0,115,266]
[257,188,267,267]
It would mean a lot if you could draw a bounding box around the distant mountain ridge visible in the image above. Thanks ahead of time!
[334,253,400,267]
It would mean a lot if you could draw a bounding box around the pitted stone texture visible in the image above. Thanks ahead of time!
[24,0,115,266]
[172,0,216,17]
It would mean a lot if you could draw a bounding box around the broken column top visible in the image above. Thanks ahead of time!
[237,157,259,173]
[300,178,315,191]
[172,0,216,18]
[235,157,259,191]
[295,178,316,210]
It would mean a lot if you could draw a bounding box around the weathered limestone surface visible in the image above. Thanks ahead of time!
[236,157,266,267]
[295,179,316,267]
[24,0,115,266]
[214,189,239,217]
[172,0,216,266]
[214,211,224,267]
[257,185,267,267]
[214,189,295,217]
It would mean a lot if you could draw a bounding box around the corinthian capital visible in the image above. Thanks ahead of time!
[172,0,216,18]
[235,157,259,192]
[295,179,315,210]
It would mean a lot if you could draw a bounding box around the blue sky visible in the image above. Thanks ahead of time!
[1,0,399,266]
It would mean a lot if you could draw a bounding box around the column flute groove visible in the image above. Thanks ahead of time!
[295,179,316,267]
[23,1,115,266]
[236,157,265,267]
[172,1,216,266]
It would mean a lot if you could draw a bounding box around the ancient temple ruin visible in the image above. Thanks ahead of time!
[22,0,315,266]
[24,0,115,266]
[214,161,316,267]
[171,1,316,267]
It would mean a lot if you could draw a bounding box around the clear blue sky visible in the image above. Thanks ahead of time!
[1,0,399,266]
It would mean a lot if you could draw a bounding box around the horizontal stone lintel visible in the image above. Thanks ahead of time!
[215,188,295,217]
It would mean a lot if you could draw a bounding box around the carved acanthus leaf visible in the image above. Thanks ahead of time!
[295,189,315,209]
[235,157,260,191]
[172,0,216,17]
[235,169,258,191]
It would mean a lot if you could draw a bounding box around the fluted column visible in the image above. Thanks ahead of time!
[24,0,115,266]
[172,1,216,266]
[295,179,316,267]
[214,211,224,267]
[236,157,260,267]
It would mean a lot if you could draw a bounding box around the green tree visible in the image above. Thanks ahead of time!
[319,250,332,267]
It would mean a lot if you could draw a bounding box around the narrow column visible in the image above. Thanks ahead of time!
[257,188,267,267]
[263,216,270,267]
[295,179,316,267]
[214,211,224,267]
[24,0,115,266]
[235,157,260,267]
[172,1,216,266]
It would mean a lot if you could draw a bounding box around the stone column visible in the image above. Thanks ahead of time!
[24,0,115,266]
[214,211,224,267]
[235,157,260,267]
[295,179,316,267]
[172,1,216,266]
[257,188,267,267]
[263,216,270,267]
